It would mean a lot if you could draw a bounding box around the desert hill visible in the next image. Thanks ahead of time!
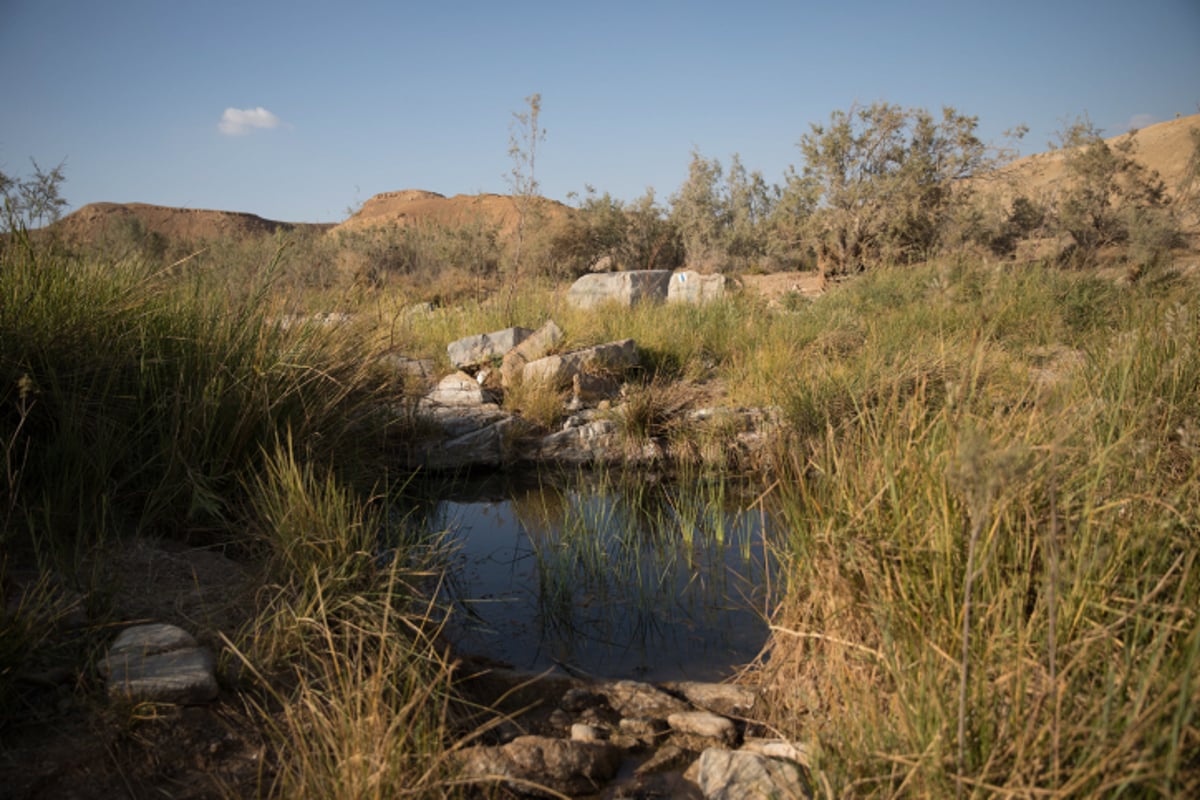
[331,189,570,236]
[987,113,1199,203]
[50,202,332,245]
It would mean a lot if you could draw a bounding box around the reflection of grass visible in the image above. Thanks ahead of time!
[510,467,775,657]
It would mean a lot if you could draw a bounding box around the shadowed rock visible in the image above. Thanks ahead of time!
[101,623,217,705]
[458,735,621,797]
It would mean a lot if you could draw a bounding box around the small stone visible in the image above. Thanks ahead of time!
[424,371,493,407]
[571,723,607,743]
[667,711,738,745]
[740,738,810,766]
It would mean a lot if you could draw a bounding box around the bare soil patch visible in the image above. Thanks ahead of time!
[737,271,827,304]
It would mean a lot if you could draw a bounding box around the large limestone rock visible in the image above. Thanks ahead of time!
[447,327,533,369]
[458,735,621,797]
[566,270,672,310]
[522,339,639,390]
[501,320,564,388]
[668,270,726,304]
[101,623,218,705]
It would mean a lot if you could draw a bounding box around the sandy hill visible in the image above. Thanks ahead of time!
[331,190,569,237]
[986,113,1199,203]
[51,202,332,245]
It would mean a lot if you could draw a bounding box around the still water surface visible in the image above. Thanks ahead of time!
[415,471,777,682]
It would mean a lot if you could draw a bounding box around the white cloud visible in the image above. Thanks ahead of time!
[1125,113,1156,132]
[218,106,282,136]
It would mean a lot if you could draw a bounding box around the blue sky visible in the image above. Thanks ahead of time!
[3,0,1198,222]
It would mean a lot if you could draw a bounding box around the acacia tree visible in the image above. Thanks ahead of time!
[796,102,997,275]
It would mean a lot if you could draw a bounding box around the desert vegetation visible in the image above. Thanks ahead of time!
[2,107,1199,797]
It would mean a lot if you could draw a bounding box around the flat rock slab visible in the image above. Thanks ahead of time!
[448,327,533,369]
[661,681,758,716]
[458,735,620,797]
[102,623,218,705]
[600,679,690,719]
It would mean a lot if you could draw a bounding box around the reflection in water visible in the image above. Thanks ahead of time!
[415,471,776,682]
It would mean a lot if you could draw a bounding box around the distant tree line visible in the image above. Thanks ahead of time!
[544,101,1194,279]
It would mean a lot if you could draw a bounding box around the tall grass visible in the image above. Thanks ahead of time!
[229,441,466,798]
[1,234,399,556]
[1,235,462,796]
[758,261,1200,796]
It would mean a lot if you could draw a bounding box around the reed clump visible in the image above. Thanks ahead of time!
[756,261,1200,797]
